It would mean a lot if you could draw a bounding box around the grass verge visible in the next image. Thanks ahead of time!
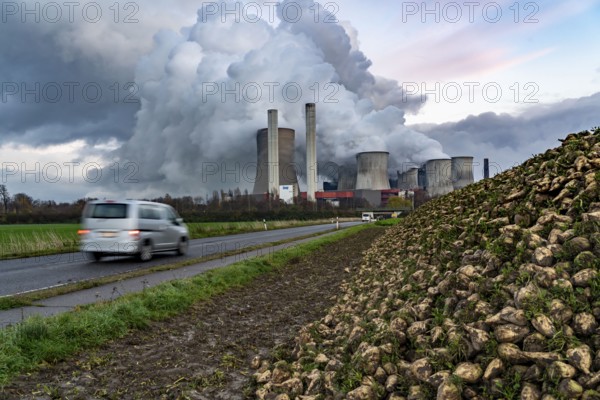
[187,219,355,238]
[374,218,404,227]
[0,223,376,386]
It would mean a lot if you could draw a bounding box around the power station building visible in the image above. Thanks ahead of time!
[250,104,476,207]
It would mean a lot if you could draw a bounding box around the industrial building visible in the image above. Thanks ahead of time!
[251,104,476,208]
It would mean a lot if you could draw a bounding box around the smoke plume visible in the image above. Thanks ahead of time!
[112,0,447,197]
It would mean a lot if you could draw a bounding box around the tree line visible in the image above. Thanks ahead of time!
[0,185,360,224]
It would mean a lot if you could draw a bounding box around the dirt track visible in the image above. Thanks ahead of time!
[2,227,383,399]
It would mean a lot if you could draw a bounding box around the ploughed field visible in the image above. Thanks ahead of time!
[1,227,384,399]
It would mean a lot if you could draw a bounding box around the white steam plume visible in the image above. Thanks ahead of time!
[113,0,447,197]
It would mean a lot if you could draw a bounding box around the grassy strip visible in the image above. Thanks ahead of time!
[0,227,345,311]
[187,219,354,238]
[374,218,404,227]
[0,223,374,386]
[0,220,356,261]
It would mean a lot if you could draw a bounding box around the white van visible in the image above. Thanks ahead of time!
[78,200,189,262]
[362,212,374,222]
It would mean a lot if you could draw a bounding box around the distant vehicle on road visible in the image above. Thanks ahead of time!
[362,212,374,222]
[78,200,189,262]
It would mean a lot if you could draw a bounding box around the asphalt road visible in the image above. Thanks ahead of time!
[0,222,361,297]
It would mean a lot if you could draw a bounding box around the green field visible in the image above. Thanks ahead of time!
[0,220,343,260]
[0,224,80,259]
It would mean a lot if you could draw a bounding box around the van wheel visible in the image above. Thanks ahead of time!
[138,242,153,262]
[177,238,188,256]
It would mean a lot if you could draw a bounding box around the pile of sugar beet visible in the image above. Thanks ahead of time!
[253,129,600,400]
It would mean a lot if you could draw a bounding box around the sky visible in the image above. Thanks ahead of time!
[0,0,599,202]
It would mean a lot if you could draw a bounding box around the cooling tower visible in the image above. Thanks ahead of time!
[252,128,298,195]
[417,167,426,190]
[397,171,404,188]
[398,167,419,190]
[305,103,317,202]
[355,152,391,190]
[425,158,453,198]
[451,156,474,190]
[337,165,356,190]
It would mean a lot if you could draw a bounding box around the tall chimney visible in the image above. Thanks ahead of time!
[268,109,279,196]
[483,158,490,179]
[305,103,317,202]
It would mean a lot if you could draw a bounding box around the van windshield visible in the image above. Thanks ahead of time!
[87,203,128,219]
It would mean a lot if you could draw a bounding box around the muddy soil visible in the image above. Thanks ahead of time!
[2,228,383,400]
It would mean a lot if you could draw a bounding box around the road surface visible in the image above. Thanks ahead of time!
[0,222,361,297]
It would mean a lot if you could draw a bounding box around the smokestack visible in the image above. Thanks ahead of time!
[425,159,453,198]
[355,152,391,190]
[451,156,474,190]
[305,103,317,202]
[253,128,298,195]
[484,158,490,179]
[268,109,279,196]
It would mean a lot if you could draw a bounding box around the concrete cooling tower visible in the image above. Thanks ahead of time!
[337,165,357,190]
[418,167,426,190]
[451,156,474,190]
[355,152,391,190]
[252,128,299,195]
[425,158,453,198]
[398,167,419,190]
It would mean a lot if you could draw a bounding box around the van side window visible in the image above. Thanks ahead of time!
[166,207,178,223]
[139,205,162,220]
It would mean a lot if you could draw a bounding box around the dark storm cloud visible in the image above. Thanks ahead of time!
[0,3,147,146]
